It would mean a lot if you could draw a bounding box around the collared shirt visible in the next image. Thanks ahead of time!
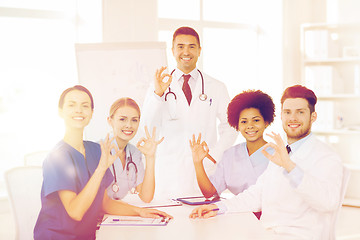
[287,133,312,154]
[283,133,312,187]
[218,133,312,214]
[142,66,238,197]
[174,68,199,93]
[152,68,199,101]
[216,134,344,239]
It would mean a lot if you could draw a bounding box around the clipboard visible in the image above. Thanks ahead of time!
[100,215,171,226]
[176,196,222,205]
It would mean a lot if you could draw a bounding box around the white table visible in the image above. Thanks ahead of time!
[97,204,275,240]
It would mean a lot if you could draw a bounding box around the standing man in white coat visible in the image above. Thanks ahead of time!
[141,26,238,197]
[190,85,345,239]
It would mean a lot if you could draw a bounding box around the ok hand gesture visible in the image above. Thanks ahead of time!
[98,134,120,172]
[136,126,164,159]
[261,132,296,172]
[154,66,172,97]
[189,133,209,164]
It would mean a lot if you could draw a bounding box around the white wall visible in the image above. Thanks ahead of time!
[337,0,360,23]
[102,0,158,42]
[101,0,335,90]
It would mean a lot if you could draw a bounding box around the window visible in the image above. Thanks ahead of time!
[157,0,284,142]
[158,0,200,20]
[203,27,258,97]
[0,0,102,195]
[0,1,284,195]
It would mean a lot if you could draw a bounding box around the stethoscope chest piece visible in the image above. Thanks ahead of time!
[199,93,207,101]
[111,182,119,193]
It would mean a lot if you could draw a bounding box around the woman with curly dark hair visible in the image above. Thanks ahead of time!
[190,89,275,219]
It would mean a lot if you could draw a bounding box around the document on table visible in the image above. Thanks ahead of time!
[101,215,171,226]
[121,194,182,208]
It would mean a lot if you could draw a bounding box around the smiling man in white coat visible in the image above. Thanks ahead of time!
[141,26,238,197]
[190,85,345,239]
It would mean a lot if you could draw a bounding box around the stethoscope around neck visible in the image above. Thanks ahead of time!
[111,147,138,195]
[165,69,208,102]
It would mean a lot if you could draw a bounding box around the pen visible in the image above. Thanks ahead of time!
[206,153,216,164]
[192,208,219,218]
[112,218,142,222]
[207,208,219,212]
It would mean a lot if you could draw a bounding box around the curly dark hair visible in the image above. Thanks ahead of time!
[227,90,275,130]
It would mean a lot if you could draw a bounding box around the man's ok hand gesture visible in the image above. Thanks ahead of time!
[154,66,172,97]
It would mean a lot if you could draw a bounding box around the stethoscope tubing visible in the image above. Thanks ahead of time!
[165,69,206,101]
[111,147,138,184]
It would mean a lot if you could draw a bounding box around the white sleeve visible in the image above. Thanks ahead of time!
[140,84,165,132]
[290,153,343,212]
[219,169,265,213]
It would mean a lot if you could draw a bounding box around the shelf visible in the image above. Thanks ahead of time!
[313,129,360,135]
[343,198,360,208]
[301,23,360,30]
[317,94,360,100]
[304,58,360,64]
[344,163,360,171]
[302,23,360,171]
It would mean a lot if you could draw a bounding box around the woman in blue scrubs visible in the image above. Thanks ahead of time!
[190,90,275,219]
[106,98,163,202]
[34,85,171,240]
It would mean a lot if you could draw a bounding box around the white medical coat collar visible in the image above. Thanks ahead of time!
[173,68,200,82]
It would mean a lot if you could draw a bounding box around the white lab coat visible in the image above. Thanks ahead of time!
[141,68,238,197]
[218,134,344,240]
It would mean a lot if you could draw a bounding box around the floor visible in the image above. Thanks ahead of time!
[1,201,360,240]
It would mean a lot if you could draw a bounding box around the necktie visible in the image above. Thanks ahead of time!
[286,145,291,154]
[182,74,192,105]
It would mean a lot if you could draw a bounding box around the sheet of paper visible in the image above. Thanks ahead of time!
[101,215,170,226]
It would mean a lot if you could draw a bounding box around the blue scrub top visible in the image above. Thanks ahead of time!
[34,140,112,240]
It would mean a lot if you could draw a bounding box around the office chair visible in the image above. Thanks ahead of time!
[4,166,43,240]
[24,151,48,166]
[331,166,351,240]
